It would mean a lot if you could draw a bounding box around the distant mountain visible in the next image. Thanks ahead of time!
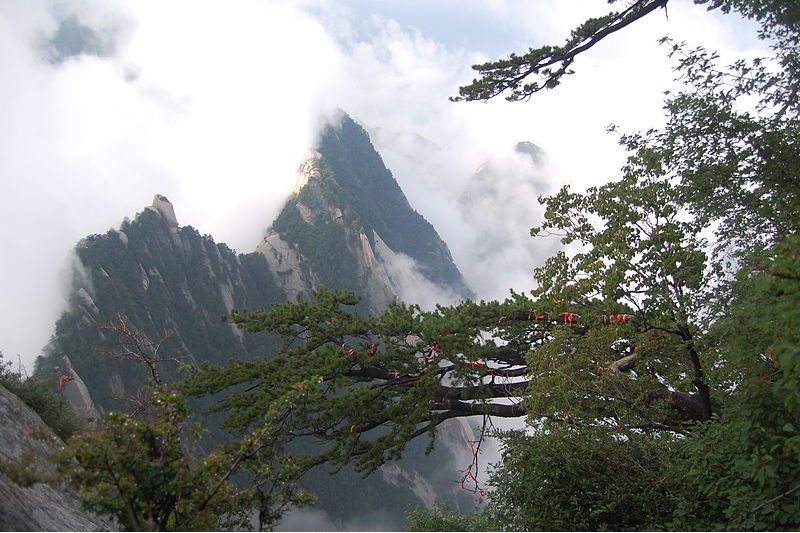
[38,194,285,410]
[37,111,475,530]
[259,111,472,313]
[459,141,547,210]
[455,140,558,300]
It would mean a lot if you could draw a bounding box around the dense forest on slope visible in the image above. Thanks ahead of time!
[316,114,469,292]
[37,200,285,411]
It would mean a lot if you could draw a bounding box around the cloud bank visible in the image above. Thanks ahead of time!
[1,0,768,371]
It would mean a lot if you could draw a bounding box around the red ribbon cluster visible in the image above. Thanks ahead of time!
[464,361,495,376]
[528,309,546,322]
[461,439,489,497]
[342,343,379,359]
[58,375,74,390]
[603,314,632,326]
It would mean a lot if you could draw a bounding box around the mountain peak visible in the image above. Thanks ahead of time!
[265,110,473,307]
[514,141,546,165]
[148,194,179,232]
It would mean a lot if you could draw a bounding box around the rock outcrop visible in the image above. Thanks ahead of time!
[0,384,114,531]
[256,230,317,303]
[59,355,101,424]
[149,194,179,234]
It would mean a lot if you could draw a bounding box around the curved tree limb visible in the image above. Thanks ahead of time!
[453,0,669,102]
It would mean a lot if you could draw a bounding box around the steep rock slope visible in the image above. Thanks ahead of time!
[40,195,285,410]
[0,384,114,531]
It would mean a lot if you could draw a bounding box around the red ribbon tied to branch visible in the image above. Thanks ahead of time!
[58,375,74,390]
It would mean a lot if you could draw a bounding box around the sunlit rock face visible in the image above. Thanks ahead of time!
[262,112,473,315]
[149,194,180,235]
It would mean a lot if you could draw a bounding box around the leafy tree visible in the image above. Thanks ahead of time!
[179,2,800,530]
[53,318,313,531]
[422,0,800,530]
[184,289,533,478]
[57,388,247,531]
[666,238,800,530]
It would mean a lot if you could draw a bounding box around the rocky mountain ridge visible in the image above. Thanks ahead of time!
[36,111,476,529]
[263,113,472,314]
[38,195,286,410]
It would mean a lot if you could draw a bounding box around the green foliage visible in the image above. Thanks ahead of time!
[667,236,800,530]
[429,2,800,531]
[55,386,313,531]
[406,503,497,532]
[185,288,535,489]
[57,387,248,530]
[488,426,676,531]
[530,162,715,423]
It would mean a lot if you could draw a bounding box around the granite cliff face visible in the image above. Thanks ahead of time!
[0,384,114,531]
[39,195,285,411]
[258,154,406,313]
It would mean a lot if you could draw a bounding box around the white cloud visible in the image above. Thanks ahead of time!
[383,250,465,310]
[0,0,338,366]
[0,0,771,371]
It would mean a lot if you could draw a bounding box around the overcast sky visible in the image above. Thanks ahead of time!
[1,0,768,370]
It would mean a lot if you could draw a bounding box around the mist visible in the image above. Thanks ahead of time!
[1,0,767,374]
[0,0,335,368]
[276,506,404,532]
